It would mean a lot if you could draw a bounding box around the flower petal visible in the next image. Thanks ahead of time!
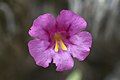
[69,31,92,61]
[28,39,54,68]
[53,51,74,71]
[29,13,56,40]
[57,10,87,35]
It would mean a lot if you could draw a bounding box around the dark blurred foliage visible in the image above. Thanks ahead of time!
[0,0,120,80]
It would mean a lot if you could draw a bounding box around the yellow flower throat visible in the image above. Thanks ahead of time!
[54,33,67,52]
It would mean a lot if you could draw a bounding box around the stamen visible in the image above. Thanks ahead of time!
[54,40,59,52]
[60,40,67,51]
[54,33,67,52]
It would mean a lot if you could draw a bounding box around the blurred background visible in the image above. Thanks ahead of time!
[0,0,120,80]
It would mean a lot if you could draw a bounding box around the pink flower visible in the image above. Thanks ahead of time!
[28,10,92,71]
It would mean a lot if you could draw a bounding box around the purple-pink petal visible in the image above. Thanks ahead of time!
[29,13,56,40]
[28,39,53,68]
[57,10,87,35]
[69,31,92,61]
[53,51,74,71]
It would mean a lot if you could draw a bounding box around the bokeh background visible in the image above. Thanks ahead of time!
[0,0,120,80]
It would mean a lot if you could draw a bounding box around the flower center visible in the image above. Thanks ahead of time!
[54,33,67,52]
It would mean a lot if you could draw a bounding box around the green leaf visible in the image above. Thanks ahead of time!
[66,69,82,80]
